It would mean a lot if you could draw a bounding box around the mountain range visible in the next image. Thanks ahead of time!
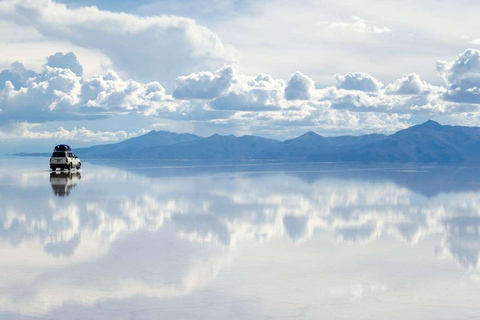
[15,120,480,163]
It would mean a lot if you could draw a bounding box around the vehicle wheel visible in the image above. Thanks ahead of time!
[50,167,56,171]
[68,163,72,171]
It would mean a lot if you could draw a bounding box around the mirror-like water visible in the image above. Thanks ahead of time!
[1,158,480,319]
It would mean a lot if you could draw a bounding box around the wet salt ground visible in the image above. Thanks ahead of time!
[1,158,480,319]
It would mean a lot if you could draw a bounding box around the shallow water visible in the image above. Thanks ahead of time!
[1,158,480,319]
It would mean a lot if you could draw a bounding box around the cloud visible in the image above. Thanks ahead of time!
[385,73,434,95]
[224,107,410,139]
[210,72,286,111]
[0,0,237,85]
[173,65,237,99]
[0,61,37,89]
[0,58,175,123]
[4,49,480,140]
[323,16,391,34]
[0,65,83,122]
[325,86,461,116]
[79,70,174,115]
[0,122,148,141]
[328,284,388,300]
[284,71,315,100]
[437,48,480,103]
[335,72,383,92]
[0,53,439,138]
[45,52,83,77]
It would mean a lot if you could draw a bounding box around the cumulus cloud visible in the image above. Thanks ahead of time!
[385,73,434,95]
[325,86,462,116]
[0,57,175,123]
[0,61,36,89]
[4,48,480,141]
[0,52,451,139]
[45,52,83,77]
[284,71,315,100]
[0,0,237,84]
[173,65,237,99]
[335,72,383,92]
[79,70,173,115]
[210,73,286,111]
[437,48,480,103]
[0,65,83,122]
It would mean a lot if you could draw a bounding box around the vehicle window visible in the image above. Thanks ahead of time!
[68,153,73,157]
[52,152,66,158]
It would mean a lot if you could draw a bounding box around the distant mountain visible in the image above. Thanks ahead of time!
[119,134,281,160]
[256,131,386,161]
[334,120,480,163]
[15,121,480,163]
[74,130,201,158]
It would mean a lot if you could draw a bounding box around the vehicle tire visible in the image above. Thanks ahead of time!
[50,166,56,171]
[68,163,72,171]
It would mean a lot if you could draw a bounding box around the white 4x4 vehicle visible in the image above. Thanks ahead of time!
[50,145,81,171]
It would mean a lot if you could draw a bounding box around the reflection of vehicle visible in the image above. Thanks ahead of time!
[49,172,81,197]
[50,144,81,171]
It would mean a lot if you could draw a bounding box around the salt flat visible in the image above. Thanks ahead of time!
[1,158,479,319]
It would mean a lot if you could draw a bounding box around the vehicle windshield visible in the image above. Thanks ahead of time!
[52,152,66,158]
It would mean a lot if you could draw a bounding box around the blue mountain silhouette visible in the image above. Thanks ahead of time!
[18,121,480,163]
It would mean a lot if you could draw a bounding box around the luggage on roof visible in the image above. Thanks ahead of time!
[54,144,71,152]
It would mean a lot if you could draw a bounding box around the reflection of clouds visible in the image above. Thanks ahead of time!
[2,169,480,270]
[437,216,480,270]
[4,164,480,316]
[0,230,232,315]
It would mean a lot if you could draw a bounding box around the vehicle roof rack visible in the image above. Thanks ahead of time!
[54,144,71,152]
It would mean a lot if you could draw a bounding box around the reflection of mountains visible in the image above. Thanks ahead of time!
[89,160,480,198]
[50,172,81,197]
[2,164,480,271]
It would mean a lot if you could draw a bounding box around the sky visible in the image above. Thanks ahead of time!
[1,0,480,152]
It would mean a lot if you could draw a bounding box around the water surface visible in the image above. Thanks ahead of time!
[1,158,480,319]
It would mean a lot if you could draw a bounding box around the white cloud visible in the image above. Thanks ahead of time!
[0,58,176,122]
[0,61,36,89]
[210,72,286,111]
[79,70,174,116]
[335,72,383,92]
[328,283,388,300]
[325,86,464,116]
[0,122,148,141]
[224,108,410,138]
[173,65,237,99]
[385,73,434,95]
[284,71,315,100]
[45,52,83,77]
[0,65,83,122]
[323,16,392,34]
[0,0,237,85]
[437,48,480,103]
[4,49,480,141]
